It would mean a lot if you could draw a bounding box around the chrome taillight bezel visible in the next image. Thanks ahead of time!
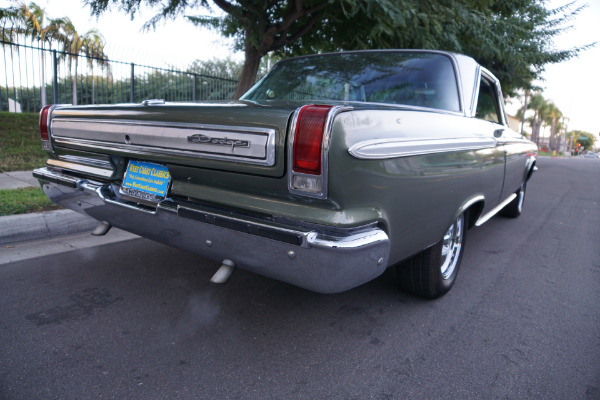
[288,104,351,199]
[39,104,58,152]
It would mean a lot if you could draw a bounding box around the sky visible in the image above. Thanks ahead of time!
[2,0,599,137]
[525,0,600,137]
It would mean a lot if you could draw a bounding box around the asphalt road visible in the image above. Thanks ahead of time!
[1,157,599,400]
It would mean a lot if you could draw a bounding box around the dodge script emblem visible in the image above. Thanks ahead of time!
[187,134,250,150]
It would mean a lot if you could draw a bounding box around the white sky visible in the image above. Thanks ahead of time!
[529,0,600,137]
[2,0,598,137]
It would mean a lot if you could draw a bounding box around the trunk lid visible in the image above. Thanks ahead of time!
[49,102,295,178]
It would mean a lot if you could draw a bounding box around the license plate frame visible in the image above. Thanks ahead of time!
[120,160,171,204]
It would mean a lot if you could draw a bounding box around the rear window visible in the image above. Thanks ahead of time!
[242,52,461,112]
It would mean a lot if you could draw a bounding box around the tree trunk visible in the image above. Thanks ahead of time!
[550,118,558,151]
[535,120,542,147]
[520,91,529,135]
[72,58,78,105]
[530,119,538,143]
[232,46,263,100]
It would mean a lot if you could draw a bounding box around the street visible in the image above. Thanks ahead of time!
[1,157,599,399]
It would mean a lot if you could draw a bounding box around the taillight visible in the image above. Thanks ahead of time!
[39,105,53,151]
[293,105,331,174]
[39,105,51,140]
[289,105,337,199]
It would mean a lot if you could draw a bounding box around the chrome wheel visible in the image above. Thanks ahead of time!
[396,211,468,299]
[440,214,464,280]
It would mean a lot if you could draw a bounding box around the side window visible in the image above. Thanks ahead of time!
[475,76,501,123]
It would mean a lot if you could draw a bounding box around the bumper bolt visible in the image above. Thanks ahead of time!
[287,251,296,259]
[206,240,212,247]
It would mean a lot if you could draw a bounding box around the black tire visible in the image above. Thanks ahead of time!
[396,212,468,299]
[500,181,526,218]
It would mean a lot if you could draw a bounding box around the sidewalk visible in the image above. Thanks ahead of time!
[0,170,40,189]
[0,170,98,245]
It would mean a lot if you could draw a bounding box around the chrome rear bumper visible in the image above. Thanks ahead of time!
[34,167,390,293]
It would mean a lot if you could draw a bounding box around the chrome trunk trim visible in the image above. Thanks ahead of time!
[51,118,277,167]
[47,158,114,178]
[58,154,113,169]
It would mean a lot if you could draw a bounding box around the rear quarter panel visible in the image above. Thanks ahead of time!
[327,109,508,264]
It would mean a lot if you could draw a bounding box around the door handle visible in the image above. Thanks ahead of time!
[494,129,504,138]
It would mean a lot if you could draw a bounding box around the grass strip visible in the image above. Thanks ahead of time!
[0,187,62,216]
[0,112,48,172]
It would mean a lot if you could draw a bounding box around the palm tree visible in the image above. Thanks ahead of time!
[58,18,108,105]
[546,103,563,152]
[0,1,67,107]
[1,2,109,106]
[526,94,551,147]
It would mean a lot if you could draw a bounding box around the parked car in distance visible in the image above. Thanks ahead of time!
[34,50,537,298]
[582,152,599,159]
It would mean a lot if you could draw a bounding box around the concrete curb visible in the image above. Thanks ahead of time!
[0,209,98,245]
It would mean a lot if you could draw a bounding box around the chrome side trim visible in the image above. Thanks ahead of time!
[458,195,485,218]
[47,158,114,178]
[495,138,530,146]
[51,118,277,167]
[348,137,497,159]
[475,193,517,227]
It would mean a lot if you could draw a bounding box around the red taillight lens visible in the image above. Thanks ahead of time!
[293,105,333,175]
[39,105,52,141]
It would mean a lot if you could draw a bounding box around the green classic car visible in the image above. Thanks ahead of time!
[34,50,537,298]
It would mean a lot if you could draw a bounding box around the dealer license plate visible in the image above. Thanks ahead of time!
[120,160,171,203]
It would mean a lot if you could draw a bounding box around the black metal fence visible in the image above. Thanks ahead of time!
[1,36,239,113]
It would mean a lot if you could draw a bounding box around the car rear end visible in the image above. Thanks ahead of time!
[34,101,390,293]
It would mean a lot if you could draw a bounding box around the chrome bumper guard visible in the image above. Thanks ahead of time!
[34,167,390,293]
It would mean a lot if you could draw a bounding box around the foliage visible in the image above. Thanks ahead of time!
[518,92,569,151]
[523,93,549,145]
[0,1,64,45]
[0,1,109,60]
[0,186,61,216]
[188,57,243,79]
[187,56,274,81]
[1,1,110,106]
[84,0,593,99]
[568,130,596,152]
[0,63,239,111]
[0,111,47,172]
